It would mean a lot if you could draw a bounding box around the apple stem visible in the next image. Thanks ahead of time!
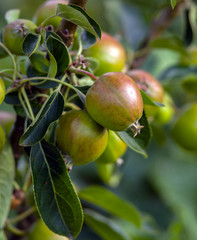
[69,66,98,81]
[129,120,144,138]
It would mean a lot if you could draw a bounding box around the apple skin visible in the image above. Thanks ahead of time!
[33,0,68,30]
[26,219,69,240]
[126,69,164,103]
[3,19,37,56]
[96,130,127,164]
[83,32,126,76]
[154,93,175,125]
[0,112,16,135]
[127,69,164,117]
[171,103,197,152]
[0,77,5,105]
[56,110,108,166]
[85,72,143,131]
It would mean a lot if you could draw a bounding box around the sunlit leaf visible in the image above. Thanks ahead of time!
[170,0,177,9]
[20,90,64,146]
[56,4,101,38]
[23,33,41,57]
[5,9,20,23]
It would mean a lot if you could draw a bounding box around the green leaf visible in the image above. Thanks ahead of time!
[31,140,84,239]
[170,0,177,9]
[75,85,91,94]
[150,36,186,54]
[117,112,151,157]
[84,210,130,240]
[29,51,49,74]
[0,142,15,229]
[20,90,64,146]
[140,90,161,107]
[79,185,141,228]
[23,33,41,57]
[5,9,20,23]
[46,35,70,76]
[81,30,97,49]
[72,87,86,105]
[56,4,101,38]
[47,48,57,78]
[0,231,7,240]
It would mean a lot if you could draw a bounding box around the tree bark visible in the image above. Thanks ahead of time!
[56,0,88,47]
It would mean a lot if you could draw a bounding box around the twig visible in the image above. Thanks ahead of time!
[7,207,36,225]
[56,0,88,46]
[69,66,98,80]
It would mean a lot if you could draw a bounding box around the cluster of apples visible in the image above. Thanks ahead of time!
[2,0,195,167]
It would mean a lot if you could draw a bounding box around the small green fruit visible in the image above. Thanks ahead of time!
[85,72,143,132]
[96,130,127,164]
[0,111,16,135]
[3,19,37,55]
[33,0,68,30]
[0,125,5,154]
[26,219,69,240]
[83,32,126,76]
[56,110,108,165]
[127,69,164,117]
[171,103,197,152]
[127,69,164,103]
[154,93,174,125]
[0,77,5,104]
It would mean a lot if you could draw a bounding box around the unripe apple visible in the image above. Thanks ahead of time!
[3,19,37,56]
[127,69,164,117]
[154,93,175,125]
[83,32,126,76]
[0,77,5,104]
[171,103,197,152]
[85,72,143,132]
[127,69,164,102]
[33,0,68,30]
[56,110,108,166]
[26,219,69,240]
[96,130,127,164]
[0,111,16,135]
